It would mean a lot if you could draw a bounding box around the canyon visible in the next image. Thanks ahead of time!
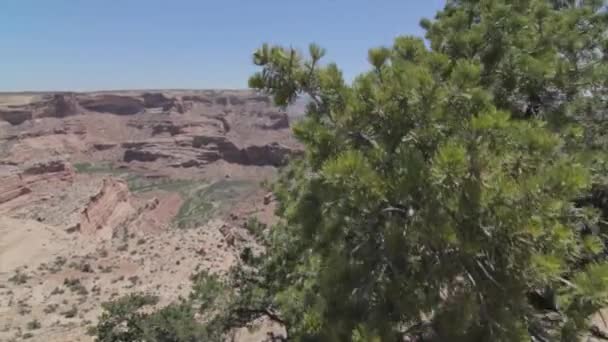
[0,90,302,341]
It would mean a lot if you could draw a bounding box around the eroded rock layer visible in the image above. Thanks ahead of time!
[0,90,303,170]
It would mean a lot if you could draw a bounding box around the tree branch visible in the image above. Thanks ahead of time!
[233,307,286,326]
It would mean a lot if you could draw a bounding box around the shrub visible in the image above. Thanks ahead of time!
[61,306,78,318]
[43,304,59,314]
[64,278,88,296]
[26,320,41,330]
[8,271,29,285]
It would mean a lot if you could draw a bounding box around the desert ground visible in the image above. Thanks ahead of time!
[0,90,302,341]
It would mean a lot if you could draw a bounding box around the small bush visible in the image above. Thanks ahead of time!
[69,260,94,273]
[44,304,59,314]
[55,256,67,266]
[128,276,140,285]
[111,275,125,284]
[92,293,218,341]
[92,285,102,295]
[8,271,29,285]
[245,217,267,240]
[49,256,67,273]
[50,287,64,296]
[100,265,113,273]
[61,306,78,318]
[17,302,31,316]
[64,278,88,296]
[82,263,93,273]
[26,319,41,330]
[189,271,226,309]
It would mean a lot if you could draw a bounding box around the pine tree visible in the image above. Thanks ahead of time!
[242,1,608,340]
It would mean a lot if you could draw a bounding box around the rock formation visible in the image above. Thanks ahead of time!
[0,173,31,204]
[78,94,144,115]
[0,109,32,125]
[78,178,135,239]
[41,94,80,118]
[0,159,74,205]
[0,90,301,170]
[142,92,176,110]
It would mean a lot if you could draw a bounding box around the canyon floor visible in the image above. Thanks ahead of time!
[0,90,302,341]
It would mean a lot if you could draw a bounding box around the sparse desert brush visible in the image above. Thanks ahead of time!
[63,278,88,296]
[99,248,109,258]
[8,270,29,285]
[44,303,59,314]
[61,306,78,318]
[50,287,64,296]
[26,319,41,330]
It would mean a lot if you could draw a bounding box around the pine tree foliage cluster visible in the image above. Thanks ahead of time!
[93,1,608,341]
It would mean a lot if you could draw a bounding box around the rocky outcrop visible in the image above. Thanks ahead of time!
[149,119,225,136]
[193,135,295,166]
[0,159,74,205]
[192,135,241,160]
[0,109,32,125]
[123,149,164,162]
[142,92,176,110]
[245,94,272,104]
[0,94,79,125]
[122,138,221,167]
[78,95,144,115]
[151,121,182,136]
[52,94,79,117]
[23,159,75,177]
[92,142,118,151]
[256,112,289,130]
[78,178,135,239]
[37,94,80,118]
[214,96,229,106]
[239,143,294,166]
[0,174,31,204]
[122,134,295,167]
[181,95,213,104]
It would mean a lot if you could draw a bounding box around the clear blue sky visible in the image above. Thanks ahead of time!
[0,1,444,91]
